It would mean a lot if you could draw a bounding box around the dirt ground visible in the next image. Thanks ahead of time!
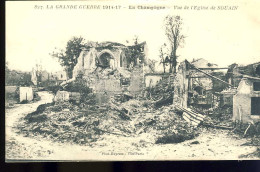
[5,91,259,161]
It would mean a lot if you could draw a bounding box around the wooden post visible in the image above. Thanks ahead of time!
[238,106,242,129]
[243,123,251,137]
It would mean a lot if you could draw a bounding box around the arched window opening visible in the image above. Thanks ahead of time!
[97,52,114,68]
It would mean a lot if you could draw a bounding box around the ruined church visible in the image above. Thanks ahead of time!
[71,41,149,103]
[73,41,148,78]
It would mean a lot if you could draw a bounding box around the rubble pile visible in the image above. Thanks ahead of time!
[145,77,174,108]
[17,96,199,145]
[203,106,233,129]
[154,108,199,143]
[17,102,118,144]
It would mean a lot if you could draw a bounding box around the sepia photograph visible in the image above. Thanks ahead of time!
[5,0,260,161]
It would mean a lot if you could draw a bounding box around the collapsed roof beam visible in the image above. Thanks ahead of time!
[185,60,233,87]
[243,75,260,81]
[197,67,229,70]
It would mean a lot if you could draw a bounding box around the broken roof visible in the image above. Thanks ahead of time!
[98,41,126,48]
[191,58,218,68]
[127,41,147,48]
[238,62,260,77]
[81,41,147,50]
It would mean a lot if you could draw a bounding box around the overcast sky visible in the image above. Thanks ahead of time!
[6,0,260,72]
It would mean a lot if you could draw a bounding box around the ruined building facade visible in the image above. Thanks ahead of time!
[71,41,149,103]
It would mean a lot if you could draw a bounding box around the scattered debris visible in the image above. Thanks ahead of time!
[17,93,199,145]
[239,148,260,158]
[190,141,200,144]
[10,55,260,160]
[155,133,195,144]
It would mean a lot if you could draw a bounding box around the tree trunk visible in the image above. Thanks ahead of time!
[169,51,173,73]
[169,54,173,73]
[66,68,73,79]
[163,63,166,73]
[172,48,177,74]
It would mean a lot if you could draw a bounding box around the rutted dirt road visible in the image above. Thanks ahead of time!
[5,91,259,161]
[6,91,55,160]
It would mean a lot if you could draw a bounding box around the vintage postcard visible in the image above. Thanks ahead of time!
[5,0,260,161]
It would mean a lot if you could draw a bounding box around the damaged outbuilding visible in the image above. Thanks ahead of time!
[222,62,260,124]
[233,76,260,124]
[173,59,260,127]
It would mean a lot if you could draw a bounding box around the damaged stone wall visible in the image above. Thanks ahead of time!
[54,91,81,103]
[19,87,33,102]
[233,78,260,123]
[173,61,189,108]
[128,68,144,96]
[82,69,125,104]
[5,86,18,94]
[94,76,122,104]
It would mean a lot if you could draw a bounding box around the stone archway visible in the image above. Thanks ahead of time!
[97,50,115,68]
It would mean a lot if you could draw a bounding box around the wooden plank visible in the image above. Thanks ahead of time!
[175,105,205,127]
[187,108,205,119]
[184,108,204,120]
[191,121,200,126]
[243,75,260,81]
[183,112,201,124]
[177,105,205,119]
[189,76,212,79]
[183,113,191,122]
[183,112,201,123]
[183,113,200,126]
[197,67,229,70]
[177,106,205,121]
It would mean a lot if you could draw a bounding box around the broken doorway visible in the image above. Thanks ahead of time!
[251,97,260,115]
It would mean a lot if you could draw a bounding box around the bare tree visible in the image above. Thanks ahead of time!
[159,43,169,73]
[164,15,185,73]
